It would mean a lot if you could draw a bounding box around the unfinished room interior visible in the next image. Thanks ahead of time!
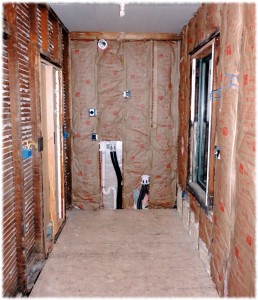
[1,1,256,298]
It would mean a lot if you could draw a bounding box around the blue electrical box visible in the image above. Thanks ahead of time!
[22,148,32,159]
[63,131,69,139]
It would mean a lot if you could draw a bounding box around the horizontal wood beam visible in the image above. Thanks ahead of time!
[69,31,181,41]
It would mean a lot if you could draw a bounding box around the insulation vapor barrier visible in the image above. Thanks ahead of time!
[178,2,256,297]
[228,4,256,296]
[71,40,179,209]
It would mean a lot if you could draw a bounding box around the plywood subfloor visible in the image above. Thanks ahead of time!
[30,209,218,297]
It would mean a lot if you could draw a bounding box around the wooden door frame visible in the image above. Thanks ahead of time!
[39,58,65,254]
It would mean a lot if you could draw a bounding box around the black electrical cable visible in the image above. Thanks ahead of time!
[137,186,144,209]
[113,151,122,209]
[110,150,122,209]
[113,151,122,181]
[137,184,149,209]
[110,151,118,205]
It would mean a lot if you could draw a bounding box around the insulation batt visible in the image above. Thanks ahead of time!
[178,2,255,297]
[71,40,179,209]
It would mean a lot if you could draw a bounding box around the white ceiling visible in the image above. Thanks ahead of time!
[49,2,201,34]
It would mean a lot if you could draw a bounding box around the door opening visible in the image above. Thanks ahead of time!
[40,59,64,252]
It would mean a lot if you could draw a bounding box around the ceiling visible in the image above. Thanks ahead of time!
[49,2,201,34]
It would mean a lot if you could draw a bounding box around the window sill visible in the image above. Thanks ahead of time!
[187,182,213,219]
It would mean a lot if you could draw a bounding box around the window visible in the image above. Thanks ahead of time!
[188,38,217,209]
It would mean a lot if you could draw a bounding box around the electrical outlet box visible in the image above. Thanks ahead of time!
[89,108,97,117]
[22,148,32,159]
[123,90,131,98]
[215,146,221,159]
[92,133,98,141]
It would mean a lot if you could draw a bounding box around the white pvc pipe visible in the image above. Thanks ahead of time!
[101,150,106,189]
[102,186,117,209]
[99,141,106,189]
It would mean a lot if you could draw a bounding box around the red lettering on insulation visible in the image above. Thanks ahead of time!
[239,163,244,174]
[243,74,249,85]
[225,45,232,55]
[222,127,228,136]
[246,234,253,247]
[75,133,81,138]
[74,49,79,54]
[76,92,80,97]
[235,246,239,258]
[159,54,164,58]
[113,70,118,76]
[168,83,172,90]
[86,160,92,165]
[78,171,82,176]
[166,164,171,169]
[88,198,93,203]
[219,202,225,212]
[188,37,193,44]
[218,273,223,282]
[86,80,90,85]
[86,121,91,126]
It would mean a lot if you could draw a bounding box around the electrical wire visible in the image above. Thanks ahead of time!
[110,150,123,209]
[137,184,149,209]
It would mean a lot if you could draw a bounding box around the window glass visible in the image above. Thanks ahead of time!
[196,55,212,190]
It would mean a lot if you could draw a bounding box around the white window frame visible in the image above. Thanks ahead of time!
[189,39,215,207]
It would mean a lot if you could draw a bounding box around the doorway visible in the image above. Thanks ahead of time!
[40,59,65,253]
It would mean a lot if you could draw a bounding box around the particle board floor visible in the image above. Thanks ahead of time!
[30,209,218,297]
